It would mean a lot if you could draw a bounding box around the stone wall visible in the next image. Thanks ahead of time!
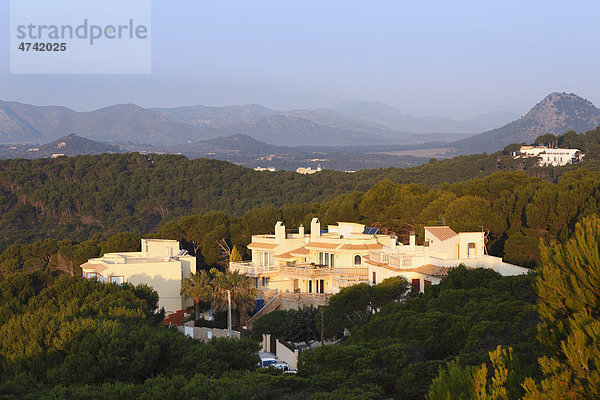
[280,293,331,310]
[179,322,240,342]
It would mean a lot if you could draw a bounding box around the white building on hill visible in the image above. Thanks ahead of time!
[230,220,529,296]
[516,146,582,167]
[81,239,196,314]
[367,226,529,292]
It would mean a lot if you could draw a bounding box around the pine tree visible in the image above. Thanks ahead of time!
[230,245,242,263]
[523,216,600,399]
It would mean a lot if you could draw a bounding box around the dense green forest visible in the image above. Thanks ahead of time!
[301,268,540,399]
[0,142,576,250]
[1,272,352,399]
[0,267,537,399]
[1,128,599,398]
[2,126,600,263]
[0,151,511,249]
[4,167,600,278]
[3,227,596,400]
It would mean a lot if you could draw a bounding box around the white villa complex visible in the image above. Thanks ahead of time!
[230,219,529,296]
[81,239,196,313]
[516,145,582,167]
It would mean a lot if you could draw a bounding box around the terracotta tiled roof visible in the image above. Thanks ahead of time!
[274,251,296,259]
[305,242,341,250]
[341,243,383,251]
[161,308,189,326]
[342,244,369,251]
[80,263,108,273]
[413,264,449,277]
[367,261,448,277]
[425,226,458,241]
[247,242,279,250]
[364,258,386,267]
[290,246,309,256]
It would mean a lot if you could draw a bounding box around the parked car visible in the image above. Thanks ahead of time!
[258,352,278,368]
[260,358,278,368]
[272,362,290,371]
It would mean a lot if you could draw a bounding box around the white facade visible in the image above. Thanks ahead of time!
[296,166,322,175]
[81,239,196,314]
[517,146,582,167]
[231,219,393,295]
[231,221,531,296]
[366,226,530,292]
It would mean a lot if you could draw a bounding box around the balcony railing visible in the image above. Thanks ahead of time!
[389,254,413,268]
[229,262,278,276]
[280,263,369,278]
[124,257,169,264]
[230,261,370,280]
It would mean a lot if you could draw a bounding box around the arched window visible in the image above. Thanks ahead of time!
[354,254,362,266]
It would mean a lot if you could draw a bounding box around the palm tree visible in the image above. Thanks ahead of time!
[211,269,256,328]
[181,270,213,322]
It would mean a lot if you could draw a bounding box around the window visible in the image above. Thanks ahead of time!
[261,277,270,286]
[411,278,420,292]
[258,252,273,267]
[353,254,362,266]
[318,252,334,267]
[85,272,104,282]
[467,242,476,258]
[372,271,376,284]
[110,276,124,285]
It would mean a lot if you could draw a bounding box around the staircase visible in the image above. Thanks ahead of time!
[247,293,282,329]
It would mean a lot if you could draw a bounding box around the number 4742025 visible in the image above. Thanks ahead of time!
[18,43,67,52]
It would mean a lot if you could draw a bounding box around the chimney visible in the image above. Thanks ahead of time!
[275,221,285,242]
[311,218,321,240]
[409,231,416,250]
[299,224,305,237]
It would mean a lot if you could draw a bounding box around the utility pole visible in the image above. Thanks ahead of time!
[227,289,232,338]
[320,309,324,345]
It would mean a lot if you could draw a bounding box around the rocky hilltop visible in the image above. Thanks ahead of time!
[452,92,600,154]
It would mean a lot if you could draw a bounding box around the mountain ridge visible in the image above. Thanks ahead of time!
[332,101,520,134]
[2,93,598,150]
[451,92,600,154]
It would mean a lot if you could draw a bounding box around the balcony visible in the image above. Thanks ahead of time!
[280,263,369,279]
[389,254,414,268]
[229,262,278,277]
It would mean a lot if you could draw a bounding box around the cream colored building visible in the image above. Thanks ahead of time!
[516,146,582,167]
[367,226,529,291]
[296,166,322,175]
[231,221,530,296]
[81,239,196,314]
[231,219,392,295]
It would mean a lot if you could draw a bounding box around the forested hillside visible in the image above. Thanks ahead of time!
[1,130,600,399]
[0,272,307,399]
[0,144,583,252]
[2,126,600,277]
[3,167,600,279]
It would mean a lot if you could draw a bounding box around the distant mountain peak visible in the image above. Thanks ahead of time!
[452,92,600,154]
[522,92,600,133]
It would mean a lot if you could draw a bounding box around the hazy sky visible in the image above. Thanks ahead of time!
[1,0,600,119]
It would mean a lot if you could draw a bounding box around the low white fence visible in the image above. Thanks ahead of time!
[178,322,240,342]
